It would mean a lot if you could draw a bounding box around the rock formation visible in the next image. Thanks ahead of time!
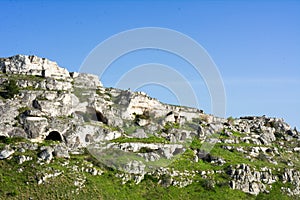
[0,55,300,198]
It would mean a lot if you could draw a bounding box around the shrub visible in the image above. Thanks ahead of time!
[0,136,27,144]
[133,111,150,124]
[162,122,180,133]
[227,116,235,124]
[257,152,268,162]
[0,79,20,99]
[18,106,30,114]
[138,147,155,153]
[161,174,172,187]
[201,178,215,190]
[190,138,202,150]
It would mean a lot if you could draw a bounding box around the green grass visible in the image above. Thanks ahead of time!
[10,74,45,82]
[111,135,169,144]
[0,137,28,145]
[231,130,244,137]
[162,122,180,133]
[83,173,253,200]
[256,182,299,200]
[0,143,296,200]
[123,125,138,135]
[0,163,254,200]
[0,73,44,82]
[170,149,219,171]
[0,129,297,200]
[101,123,121,132]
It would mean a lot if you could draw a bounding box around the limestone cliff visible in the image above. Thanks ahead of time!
[0,55,300,198]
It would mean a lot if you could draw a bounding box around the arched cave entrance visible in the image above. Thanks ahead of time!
[45,131,63,142]
[0,135,7,142]
[0,135,6,139]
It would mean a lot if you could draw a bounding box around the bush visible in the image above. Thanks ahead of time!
[0,136,27,144]
[162,122,180,133]
[138,147,155,153]
[0,79,20,99]
[133,111,150,125]
[161,174,172,187]
[227,116,235,124]
[18,106,30,114]
[190,138,202,150]
[201,178,215,190]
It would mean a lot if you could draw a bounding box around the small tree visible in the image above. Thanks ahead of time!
[0,79,20,99]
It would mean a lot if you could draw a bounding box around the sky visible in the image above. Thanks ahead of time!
[0,0,299,128]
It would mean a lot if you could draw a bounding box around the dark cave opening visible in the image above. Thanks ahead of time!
[45,131,63,142]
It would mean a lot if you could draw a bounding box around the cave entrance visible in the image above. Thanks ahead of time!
[45,131,63,142]
[0,136,7,142]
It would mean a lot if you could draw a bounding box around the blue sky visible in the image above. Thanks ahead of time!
[0,0,299,128]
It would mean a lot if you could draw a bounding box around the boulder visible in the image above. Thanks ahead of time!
[0,148,15,160]
[38,146,54,162]
[53,144,70,159]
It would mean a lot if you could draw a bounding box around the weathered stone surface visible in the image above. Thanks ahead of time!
[281,169,300,196]
[0,55,70,79]
[16,155,33,164]
[73,73,102,89]
[0,148,15,160]
[38,146,54,162]
[122,160,146,174]
[53,144,70,159]
[66,124,122,148]
[23,117,48,139]
[112,142,185,159]
[131,128,148,138]
[228,164,277,195]
[7,127,27,138]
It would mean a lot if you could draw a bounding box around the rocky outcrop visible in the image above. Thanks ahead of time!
[227,164,277,195]
[281,169,300,196]
[0,55,70,79]
[0,55,300,198]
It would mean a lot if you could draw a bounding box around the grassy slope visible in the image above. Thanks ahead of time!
[0,141,294,200]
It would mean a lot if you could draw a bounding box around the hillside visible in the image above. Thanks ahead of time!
[0,55,299,199]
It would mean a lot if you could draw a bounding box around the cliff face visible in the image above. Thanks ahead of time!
[0,55,212,147]
[0,55,300,198]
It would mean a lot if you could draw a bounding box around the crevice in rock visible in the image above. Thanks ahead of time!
[32,99,42,110]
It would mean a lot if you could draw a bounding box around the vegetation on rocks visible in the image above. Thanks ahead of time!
[0,55,300,199]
